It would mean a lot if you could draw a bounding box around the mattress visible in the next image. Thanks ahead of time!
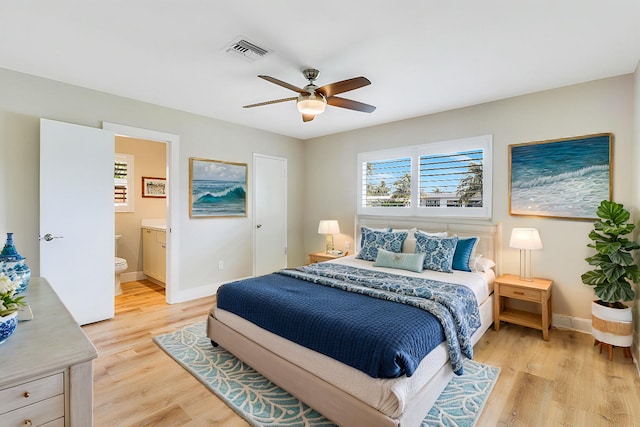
[211,256,494,418]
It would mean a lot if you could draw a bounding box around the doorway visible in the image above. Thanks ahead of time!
[115,136,167,294]
[103,122,180,304]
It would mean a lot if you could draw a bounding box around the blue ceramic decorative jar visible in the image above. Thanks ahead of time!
[0,233,31,294]
[0,311,18,344]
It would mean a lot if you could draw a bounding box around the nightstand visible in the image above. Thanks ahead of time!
[308,252,345,264]
[494,274,553,341]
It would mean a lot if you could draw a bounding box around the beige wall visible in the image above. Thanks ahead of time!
[115,136,166,274]
[304,75,635,324]
[0,68,305,302]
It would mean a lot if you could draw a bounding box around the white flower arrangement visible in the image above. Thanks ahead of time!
[0,273,26,317]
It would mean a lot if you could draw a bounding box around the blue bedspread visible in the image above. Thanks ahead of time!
[216,263,480,378]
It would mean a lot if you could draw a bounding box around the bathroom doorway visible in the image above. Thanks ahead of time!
[104,122,180,304]
[115,136,167,294]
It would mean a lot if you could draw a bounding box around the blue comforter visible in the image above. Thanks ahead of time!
[216,263,480,378]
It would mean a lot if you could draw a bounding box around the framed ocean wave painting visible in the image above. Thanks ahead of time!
[509,133,612,220]
[189,158,248,218]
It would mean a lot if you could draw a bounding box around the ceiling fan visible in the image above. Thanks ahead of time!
[243,68,376,122]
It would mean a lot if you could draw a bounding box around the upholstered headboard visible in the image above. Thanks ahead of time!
[354,216,503,275]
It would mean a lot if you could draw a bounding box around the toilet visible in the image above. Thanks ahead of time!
[114,235,128,296]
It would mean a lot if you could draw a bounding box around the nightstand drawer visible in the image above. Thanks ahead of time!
[499,284,541,301]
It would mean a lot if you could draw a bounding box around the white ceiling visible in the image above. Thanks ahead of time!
[1,1,639,140]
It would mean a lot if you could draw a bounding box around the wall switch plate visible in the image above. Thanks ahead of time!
[345,242,351,250]
[218,260,224,270]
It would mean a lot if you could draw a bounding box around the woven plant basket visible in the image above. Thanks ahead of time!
[591,301,633,347]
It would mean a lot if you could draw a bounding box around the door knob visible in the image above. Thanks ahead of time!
[42,233,64,241]
[256,224,262,228]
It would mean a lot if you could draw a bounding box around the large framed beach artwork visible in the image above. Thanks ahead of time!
[189,158,248,218]
[509,133,612,220]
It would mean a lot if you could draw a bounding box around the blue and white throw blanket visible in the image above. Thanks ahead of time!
[281,263,480,376]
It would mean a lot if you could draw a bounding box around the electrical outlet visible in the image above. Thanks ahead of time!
[218,260,224,270]
[345,242,351,250]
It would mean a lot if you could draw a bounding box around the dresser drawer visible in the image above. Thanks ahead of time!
[499,284,541,301]
[0,373,63,414]
[3,394,64,427]
[40,417,65,427]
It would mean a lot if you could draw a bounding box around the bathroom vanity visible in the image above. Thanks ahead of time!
[0,277,97,426]
[142,223,166,285]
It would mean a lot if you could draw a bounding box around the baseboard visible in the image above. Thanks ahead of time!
[120,271,145,283]
[171,275,254,304]
[552,314,591,334]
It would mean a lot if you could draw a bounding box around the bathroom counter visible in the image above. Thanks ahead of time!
[141,218,166,231]
[141,224,166,231]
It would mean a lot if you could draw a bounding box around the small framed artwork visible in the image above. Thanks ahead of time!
[141,177,166,198]
[509,133,612,220]
[189,158,247,218]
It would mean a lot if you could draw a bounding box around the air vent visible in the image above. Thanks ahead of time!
[224,37,272,62]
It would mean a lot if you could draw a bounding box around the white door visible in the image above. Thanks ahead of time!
[40,119,114,325]
[253,154,287,276]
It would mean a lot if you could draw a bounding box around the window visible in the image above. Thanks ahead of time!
[358,135,492,218]
[114,153,134,212]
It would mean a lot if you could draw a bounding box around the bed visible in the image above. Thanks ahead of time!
[207,218,502,427]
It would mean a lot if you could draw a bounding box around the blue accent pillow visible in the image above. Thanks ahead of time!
[373,248,425,273]
[415,233,459,273]
[451,237,478,272]
[357,229,407,261]
[359,226,391,249]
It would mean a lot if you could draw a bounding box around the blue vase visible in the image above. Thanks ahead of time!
[0,312,18,344]
[0,233,31,294]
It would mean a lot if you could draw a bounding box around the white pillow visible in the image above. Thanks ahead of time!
[416,229,448,237]
[392,228,448,254]
[473,255,496,272]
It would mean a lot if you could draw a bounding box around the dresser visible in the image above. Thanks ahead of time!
[0,278,98,426]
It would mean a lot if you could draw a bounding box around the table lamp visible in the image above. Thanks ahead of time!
[318,220,340,253]
[509,228,543,281]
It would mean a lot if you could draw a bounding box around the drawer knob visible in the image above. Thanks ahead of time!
[23,391,30,398]
[24,420,33,426]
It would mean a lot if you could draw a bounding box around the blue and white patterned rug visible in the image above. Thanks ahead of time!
[154,322,499,427]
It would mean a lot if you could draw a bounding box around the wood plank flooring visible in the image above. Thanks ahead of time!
[83,280,640,426]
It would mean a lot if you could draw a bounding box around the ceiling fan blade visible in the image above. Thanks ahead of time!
[317,77,371,98]
[259,75,307,94]
[243,97,297,109]
[302,114,315,122]
[327,96,376,113]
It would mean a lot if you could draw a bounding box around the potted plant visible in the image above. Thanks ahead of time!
[0,273,26,344]
[581,200,640,355]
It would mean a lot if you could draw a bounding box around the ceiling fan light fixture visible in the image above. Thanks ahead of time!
[297,93,326,115]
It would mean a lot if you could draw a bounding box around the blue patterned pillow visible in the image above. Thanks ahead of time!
[373,248,425,273]
[359,226,391,249]
[452,237,478,272]
[357,229,407,261]
[415,233,459,273]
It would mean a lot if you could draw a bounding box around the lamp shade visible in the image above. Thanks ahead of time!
[297,93,327,115]
[509,228,543,250]
[318,220,340,235]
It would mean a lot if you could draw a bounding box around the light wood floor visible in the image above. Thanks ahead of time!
[83,280,640,427]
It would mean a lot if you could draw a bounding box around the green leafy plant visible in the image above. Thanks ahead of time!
[581,200,640,305]
[0,273,26,316]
